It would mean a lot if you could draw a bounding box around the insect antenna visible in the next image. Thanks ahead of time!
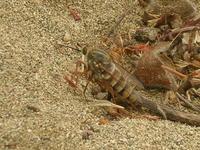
[59,44,81,52]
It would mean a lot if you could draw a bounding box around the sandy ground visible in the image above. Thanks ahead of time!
[0,0,200,149]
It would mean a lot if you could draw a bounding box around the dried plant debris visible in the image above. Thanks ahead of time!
[78,12,200,125]
[77,0,200,126]
[134,27,160,42]
[144,0,197,23]
[134,42,178,90]
[80,47,200,126]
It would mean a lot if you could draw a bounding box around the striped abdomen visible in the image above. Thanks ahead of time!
[100,63,142,106]
[87,49,142,107]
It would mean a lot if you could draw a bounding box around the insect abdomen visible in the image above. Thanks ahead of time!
[102,63,138,105]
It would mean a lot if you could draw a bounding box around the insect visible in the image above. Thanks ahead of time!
[85,49,144,106]
[83,48,200,126]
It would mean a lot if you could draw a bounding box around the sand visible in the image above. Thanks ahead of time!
[0,0,200,149]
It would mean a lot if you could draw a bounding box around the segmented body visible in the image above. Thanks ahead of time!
[85,49,200,126]
[86,49,143,107]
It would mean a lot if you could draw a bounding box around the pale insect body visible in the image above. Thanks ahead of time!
[85,49,143,106]
[82,48,200,126]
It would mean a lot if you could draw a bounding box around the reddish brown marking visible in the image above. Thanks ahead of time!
[191,70,200,78]
[64,73,77,88]
[98,119,110,125]
[32,69,39,73]
[69,9,81,21]
[135,45,150,52]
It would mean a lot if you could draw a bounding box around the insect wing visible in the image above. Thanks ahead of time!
[114,61,144,90]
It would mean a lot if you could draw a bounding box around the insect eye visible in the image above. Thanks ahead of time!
[82,47,88,55]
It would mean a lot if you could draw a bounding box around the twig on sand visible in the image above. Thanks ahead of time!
[176,92,200,113]
[161,65,187,79]
[107,0,137,37]
[160,26,200,41]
